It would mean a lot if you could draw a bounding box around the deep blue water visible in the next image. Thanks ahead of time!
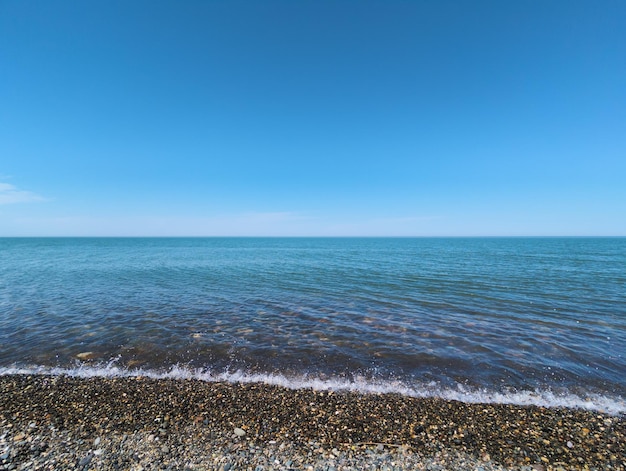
[1,237,625,413]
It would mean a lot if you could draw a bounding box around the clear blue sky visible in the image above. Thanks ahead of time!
[1,0,625,236]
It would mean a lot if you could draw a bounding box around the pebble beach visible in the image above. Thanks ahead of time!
[0,375,623,470]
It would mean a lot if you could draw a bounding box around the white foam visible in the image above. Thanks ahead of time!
[1,364,624,416]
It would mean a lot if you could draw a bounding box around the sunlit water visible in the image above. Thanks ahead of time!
[1,237,624,414]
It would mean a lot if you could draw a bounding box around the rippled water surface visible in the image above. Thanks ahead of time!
[1,237,624,412]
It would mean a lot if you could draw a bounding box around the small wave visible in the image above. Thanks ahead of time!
[1,363,624,416]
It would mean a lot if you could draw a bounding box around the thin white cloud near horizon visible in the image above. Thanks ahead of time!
[0,182,45,205]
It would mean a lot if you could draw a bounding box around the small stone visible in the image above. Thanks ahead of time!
[566,440,574,448]
[94,437,101,447]
[79,453,93,467]
[161,445,170,454]
[13,433,25,441]
[93,449,104,456]
[482,453,490,462]
[76,352,95,360]
[234,427,246,437]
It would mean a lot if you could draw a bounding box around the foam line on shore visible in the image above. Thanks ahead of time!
[1,364,624,415]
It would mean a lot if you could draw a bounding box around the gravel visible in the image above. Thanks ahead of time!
[1,374,624,470]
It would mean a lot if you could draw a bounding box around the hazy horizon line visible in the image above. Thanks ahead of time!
[1,235,624,239]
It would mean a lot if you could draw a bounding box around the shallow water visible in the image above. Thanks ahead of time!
[1,237,624,413]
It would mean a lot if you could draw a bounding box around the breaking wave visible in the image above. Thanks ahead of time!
[1,363,624,416]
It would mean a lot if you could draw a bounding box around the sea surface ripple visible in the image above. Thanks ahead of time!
[0,237,624,414]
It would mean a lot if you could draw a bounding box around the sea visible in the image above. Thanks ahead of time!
[1,237,624,414]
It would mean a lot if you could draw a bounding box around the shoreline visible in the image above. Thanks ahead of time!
[1,374,624,470]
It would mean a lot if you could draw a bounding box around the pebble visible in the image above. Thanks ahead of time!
[1,374,623,471]
[76,352,95,360]
[78,453,93,467]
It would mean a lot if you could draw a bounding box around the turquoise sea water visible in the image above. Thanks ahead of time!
[1,237,624,413]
